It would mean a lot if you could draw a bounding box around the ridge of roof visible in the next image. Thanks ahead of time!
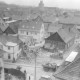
[59,17,80,25]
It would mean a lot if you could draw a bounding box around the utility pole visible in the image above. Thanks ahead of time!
[34,52,37,80]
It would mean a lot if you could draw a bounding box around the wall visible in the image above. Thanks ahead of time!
[3,52,13,60]
[3,45,14,53]
[65,38,74,49]
[14,45,19,53]
[14,48,22,60]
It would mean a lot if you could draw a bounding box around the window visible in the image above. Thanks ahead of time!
[8,46,10,50]
[20,30,24,34]
[26,32,28,35]
[8,54,11,59]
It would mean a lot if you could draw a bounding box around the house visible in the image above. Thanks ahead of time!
[58,17,80,31]
[57,27,79,49]
[18,16,47,42]
[44,32,65,52]
[44,26,79,52]
[54,46,80,80]
[0,34,22,61]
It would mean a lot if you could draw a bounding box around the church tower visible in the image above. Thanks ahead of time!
[38,0,44,10]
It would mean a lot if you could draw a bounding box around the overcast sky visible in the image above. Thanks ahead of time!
[0,0,80,9]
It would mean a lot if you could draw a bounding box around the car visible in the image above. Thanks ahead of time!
[42,63,57,72]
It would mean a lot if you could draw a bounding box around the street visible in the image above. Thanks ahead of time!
[3,51,63,80]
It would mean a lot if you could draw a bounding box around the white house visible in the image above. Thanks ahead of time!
[18,16,47,43]
[0,35,22,61]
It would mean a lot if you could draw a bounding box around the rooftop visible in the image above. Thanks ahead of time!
[0,34,21,46]
[46,32,65,43]
[19,16,44,31]
[48,22,62,33]
[54,46,80,80]
[59,17,80,25]
[58,27,76,43]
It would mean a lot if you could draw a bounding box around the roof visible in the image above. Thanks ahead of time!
[43,16,58,23]
[4,27,16,34]
[59,17,80,25]
[6,42,17,46]
[65,51,78,62]
[4,68,25,78]
[45,32,65,43]
[0,34,21,46]
[48,23,62,33]
[58,28,75,43]
[9,22,20,33]
[4,21,20,34]
[0,21,8,32]
[5,20,17,23]
[54,46,80,80]
[3,17,10,20]
[19,16,44,32]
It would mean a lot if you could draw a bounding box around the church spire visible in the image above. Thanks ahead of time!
[38,0,44,10]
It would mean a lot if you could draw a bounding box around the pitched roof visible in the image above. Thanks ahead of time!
[19,19,43,32]
[43,15,57,22]
[48,23,62,33]
[4,27,16,34]
[54,46,80,80]
[58,28,75,43]
[59,17,80,25]
[9,21,20,33]
[32,16,43,22]
[0,34,21,46]
[0,21,8,32]
[45,32,65,43]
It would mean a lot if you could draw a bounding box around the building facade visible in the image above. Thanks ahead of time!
[0,35,22,61]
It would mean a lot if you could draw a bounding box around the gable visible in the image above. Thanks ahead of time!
[4,27,16,34]
[46,32,65,43]
[9,22,19,34]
